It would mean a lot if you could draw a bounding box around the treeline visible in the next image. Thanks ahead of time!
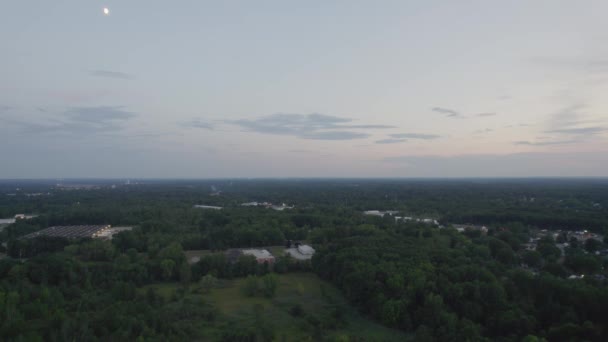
[313,225,608,341]
[0,240,214,340]
[1,180,608,340]
[0,233,315,341]
[2,179,607,235]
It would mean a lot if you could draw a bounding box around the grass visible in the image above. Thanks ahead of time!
[143,272,408,341]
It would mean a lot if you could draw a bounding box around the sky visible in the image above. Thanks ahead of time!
[1,1,607,178]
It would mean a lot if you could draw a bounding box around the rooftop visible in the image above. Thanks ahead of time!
[242,249,274,259]
[21,225,111,239]
[193,205,222,210]
[298,245,315,255]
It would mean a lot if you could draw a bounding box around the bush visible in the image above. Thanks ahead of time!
[289,304,304,317]
[242,275,259,297]
[261,274,278,298]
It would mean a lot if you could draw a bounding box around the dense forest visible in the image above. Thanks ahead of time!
[0,179,607,341]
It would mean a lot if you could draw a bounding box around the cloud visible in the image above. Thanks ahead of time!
[514,139,579,146]
[587,60,608,70]
[89,69,134,80]
[64,106,136,122]
[545,127,606,135]
[389,133,440,140]
[2,106,136,135]
[432,107,462,118]
[181,119,215,130]
[376,138,406,144]
[432,107,497,119]
[548,104,585,128]
[229,113,391,140]
[288,149,313,153]
[473,128,493,134]
[382,152,608,177]
[301,131,369,140]
[0,105,11,112]
[532,57,608,73]
[543,104,607,136]
[333,124,394,129]
[505,123,532,128]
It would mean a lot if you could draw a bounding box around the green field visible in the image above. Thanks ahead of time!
[143,272,408,341]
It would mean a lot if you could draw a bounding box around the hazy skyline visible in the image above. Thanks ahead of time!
[1,1,607,178]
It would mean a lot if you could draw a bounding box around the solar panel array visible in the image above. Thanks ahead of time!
[22,225,110,239]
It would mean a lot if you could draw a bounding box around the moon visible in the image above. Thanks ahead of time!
[103,7,110,15]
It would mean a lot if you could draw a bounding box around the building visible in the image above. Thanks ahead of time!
[242,249,275,264]
[225,249,244,263]
[271,203,294,211]
[297,245,315,255]
[21,225,111,239]
[364,210,399,217]
[193,205,222,210]
[93,226,133,240]
[0,218,15,225]
[0,214,37,226]
[285,244,316,260]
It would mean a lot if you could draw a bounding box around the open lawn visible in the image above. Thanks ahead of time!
[143,272,408,341]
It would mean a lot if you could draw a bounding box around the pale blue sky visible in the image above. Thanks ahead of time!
[1,1,607,177]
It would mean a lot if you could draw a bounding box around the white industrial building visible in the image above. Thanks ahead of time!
[242,249,275,264]
[285,244,316,260]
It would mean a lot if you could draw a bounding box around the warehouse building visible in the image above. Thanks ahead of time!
[242,249,275,264]
[285,244,315,260]
[21,225,112,239]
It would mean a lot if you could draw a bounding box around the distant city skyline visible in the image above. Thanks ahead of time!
[1,1,607,177]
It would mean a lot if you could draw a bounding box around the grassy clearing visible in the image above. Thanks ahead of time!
[143,272,407,341]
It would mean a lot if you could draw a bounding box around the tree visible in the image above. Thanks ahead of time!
[496,248,515,265]
[242,275,259,297]
[200,274,218,293]
[158,242,185,265]
[523,250,542,268]
[179,262,192,287]
[261,274,278,298]
[584,239,602,253]
[537,243,561,262]
[565,254,601,274]
[160,259,175,280]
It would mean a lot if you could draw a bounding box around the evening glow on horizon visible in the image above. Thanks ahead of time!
[0,1,607,178]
